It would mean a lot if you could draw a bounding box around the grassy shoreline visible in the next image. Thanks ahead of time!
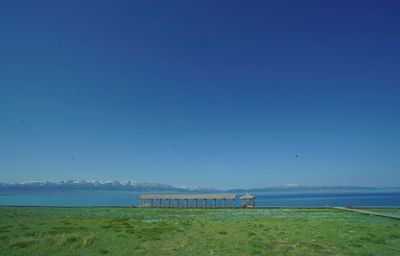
[0,207,399,255]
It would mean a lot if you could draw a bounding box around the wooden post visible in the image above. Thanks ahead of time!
[213,199,216,208]
[194,199,198,208]
[185,199,188,208]
[223,199,226,208]
[168,199,171,208]
[203,199,206,208]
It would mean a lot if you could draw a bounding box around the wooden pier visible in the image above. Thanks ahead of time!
[333,207,400,220]
[139,194,237,208]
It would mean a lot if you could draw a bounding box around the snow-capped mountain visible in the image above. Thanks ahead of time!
[0,180,394,192]
[0,180,185,192]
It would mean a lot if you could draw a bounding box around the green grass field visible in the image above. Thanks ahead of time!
[0,207,399,255]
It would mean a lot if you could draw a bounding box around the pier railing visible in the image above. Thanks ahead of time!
[138,194,237,208]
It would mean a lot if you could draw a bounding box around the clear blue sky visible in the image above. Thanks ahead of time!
[1,1,399,188]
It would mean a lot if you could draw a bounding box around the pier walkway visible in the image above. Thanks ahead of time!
[139,194,237,208]
[334,207,400,220]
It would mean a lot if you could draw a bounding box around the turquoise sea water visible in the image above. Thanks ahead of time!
[0,190,399,207]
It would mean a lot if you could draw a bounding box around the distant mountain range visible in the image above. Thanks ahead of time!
[0,180,397,193]
[0,180,188,192]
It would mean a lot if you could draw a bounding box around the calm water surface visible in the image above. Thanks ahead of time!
[0,191,399,207]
